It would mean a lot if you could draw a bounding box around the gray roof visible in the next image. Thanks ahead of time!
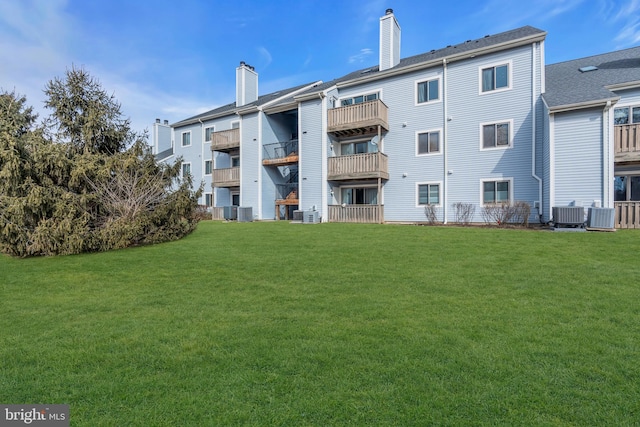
[295,25,546,98]
[171,81,320,127]
[172,25,546,125]
[543,46,640,110]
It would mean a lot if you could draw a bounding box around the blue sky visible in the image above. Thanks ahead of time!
[1,0,639,134]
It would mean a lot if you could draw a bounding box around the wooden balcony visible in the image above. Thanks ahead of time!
[327,99,389,137]
[262,140,299,166]
[212,167,240,187]
[328,204,384,223]
[615,201,640,228]
[327,152,389,181]
[614,124,640,163]
[211,128,240,152]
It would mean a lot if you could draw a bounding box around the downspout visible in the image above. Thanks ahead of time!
[319,92,328,221]
[603,100,613,208]
[198,119,205,207]
[531,43,543,223]
[442,58,448,224]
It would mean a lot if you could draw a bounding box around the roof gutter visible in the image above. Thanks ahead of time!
[337,32,547,89]
[605,80,640,91]
[546,96,620,114]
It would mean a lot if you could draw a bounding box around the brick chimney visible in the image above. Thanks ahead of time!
[236,61,258,107]
[379,9,401,71]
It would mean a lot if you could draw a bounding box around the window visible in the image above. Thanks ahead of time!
[205,193,213,207]
[231,156,240,167]
[615,176,640,201]
[482,179,511,204]
[340,136,379,155]
[231,193,240,206]
[205,127,215,141]
[181,131,191,147]
[416,78,439,104]
[416,130,441,155]
[205,160,212,175]
[342,187,378,205]
[181,162,191,177]
[417,183,440,206]
[480,62,510,93]
[341,92,379,106]
[481,121,511,149]
[614,106,640,125]
[231,121,240,129]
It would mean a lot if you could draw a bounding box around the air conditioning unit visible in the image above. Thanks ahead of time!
[587,207,614,229]
[237,207,253,222]
[552,206,584,227]
[292,210,304,221]
[303,210,319,224]
[223,205,237,220]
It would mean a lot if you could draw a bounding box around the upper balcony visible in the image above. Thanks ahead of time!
[262,140,299,166]
[327,99,389,138]
[211,128,240,152]
[615,124,640,163]
[327,152,389,181]
[212,167,240,188]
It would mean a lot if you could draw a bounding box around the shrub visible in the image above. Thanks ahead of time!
[452,202,475,225]
[481,202,531,227]
[423,204,440,225]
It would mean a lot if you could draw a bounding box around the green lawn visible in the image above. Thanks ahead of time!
[1,222,639,426]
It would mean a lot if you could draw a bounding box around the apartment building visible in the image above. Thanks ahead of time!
[153,9,640,227]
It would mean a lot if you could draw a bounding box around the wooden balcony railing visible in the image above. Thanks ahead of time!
[328,99,389,137]
[328,152,389,181]
[328,204,383,223]
[211,128,240,152]
[614,124,640,162]
[212,167,240,187]
[211,207,225,220]
[615,201,640,229]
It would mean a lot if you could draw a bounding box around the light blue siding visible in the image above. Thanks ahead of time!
[240,113,261,213]
[445,45,539,223]
[553,107,604,208]
[300,98,324,214]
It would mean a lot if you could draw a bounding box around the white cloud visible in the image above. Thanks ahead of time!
[349,48,374,64]
[608,0,640,47]
[257,46,273,69]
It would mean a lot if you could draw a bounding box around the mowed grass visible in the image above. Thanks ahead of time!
[1,222,639,426]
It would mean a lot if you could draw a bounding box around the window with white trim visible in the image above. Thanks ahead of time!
[231,121,240,129]
[614,106,640,125]
[205,193,213,207]
[480,62,510,93]
[205,127,215,142]
[416,78,439,104]
[416,130,441,155]
[205,160,212,175]
[231,156,240,167]
[481,121,512,149]
[181,162,191,177]
[341,92,379,106]
[417,183,440,206]
[181,131,191,147]
[482,179,511,204]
